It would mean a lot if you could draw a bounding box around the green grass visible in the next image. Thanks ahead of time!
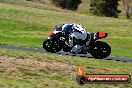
[0,0,132,87]
[0,0,70,13]
[0,1,132,58]
[0,48,132,88]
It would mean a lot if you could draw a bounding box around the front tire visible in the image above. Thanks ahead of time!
[90,41,111,59]
[43,38,62,53]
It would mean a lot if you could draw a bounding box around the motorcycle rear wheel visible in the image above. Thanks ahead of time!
[90,41,111,59]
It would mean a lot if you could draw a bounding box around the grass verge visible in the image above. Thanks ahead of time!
[0,48,132,88]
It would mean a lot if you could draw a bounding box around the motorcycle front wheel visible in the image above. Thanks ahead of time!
[43,38,62,53]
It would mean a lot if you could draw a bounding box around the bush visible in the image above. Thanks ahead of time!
[51,0,82,11]
[90,0,121,18]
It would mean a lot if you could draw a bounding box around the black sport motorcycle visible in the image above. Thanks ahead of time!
[43,26,111,58]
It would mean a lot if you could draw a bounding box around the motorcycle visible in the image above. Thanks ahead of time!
[43,25,111,58]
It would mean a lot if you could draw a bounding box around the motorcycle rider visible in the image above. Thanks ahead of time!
[61,23,91,54]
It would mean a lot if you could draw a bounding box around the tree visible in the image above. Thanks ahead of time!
[90,0,121,18]
[51,0,82,11]
[122,0,132,19]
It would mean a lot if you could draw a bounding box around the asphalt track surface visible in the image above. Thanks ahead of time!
[0,45,132,63]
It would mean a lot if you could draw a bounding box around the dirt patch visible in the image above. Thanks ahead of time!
[0,54,77,74]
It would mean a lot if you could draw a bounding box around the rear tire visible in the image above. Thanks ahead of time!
[43,38,62,53]
[90,41,111,59]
